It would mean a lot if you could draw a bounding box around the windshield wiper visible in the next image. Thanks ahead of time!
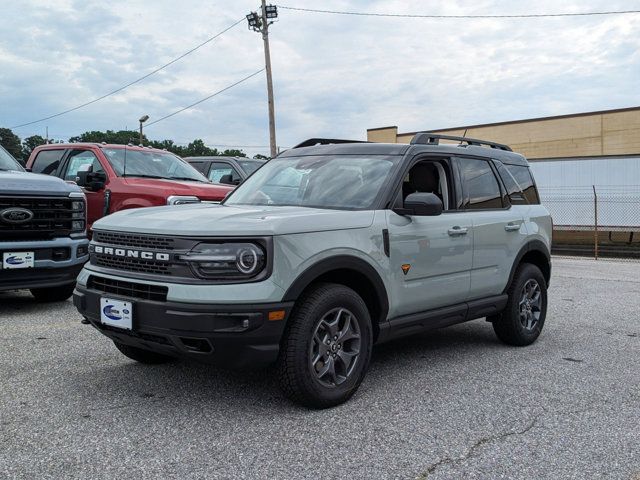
[122,174,165,179]
[168,176,205,182]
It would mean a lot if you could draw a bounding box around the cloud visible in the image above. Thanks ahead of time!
[0,0,639,156]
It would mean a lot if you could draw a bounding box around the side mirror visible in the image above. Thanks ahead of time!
[76,171,106,191]
[219,174,240,185]
[395,192,443,216]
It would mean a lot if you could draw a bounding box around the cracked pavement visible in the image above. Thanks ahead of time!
[1,257,639,479]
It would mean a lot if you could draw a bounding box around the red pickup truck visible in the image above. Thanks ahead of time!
[26,143,234,232]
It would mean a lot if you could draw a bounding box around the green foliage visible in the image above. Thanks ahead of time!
[253,153,270,160]
[0,128,23,160]
[21,135,47,159]
[68,130,142,145]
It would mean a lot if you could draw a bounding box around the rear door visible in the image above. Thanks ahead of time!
[29,149,67,176]
[455,156,527,299]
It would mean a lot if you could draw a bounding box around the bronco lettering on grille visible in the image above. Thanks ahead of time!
[90,244,170,262]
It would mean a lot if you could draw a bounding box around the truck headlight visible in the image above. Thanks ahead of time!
[180,242,266,279]
[167,195,200,205]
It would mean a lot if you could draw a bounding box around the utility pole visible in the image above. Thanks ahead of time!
[247,2,278,158]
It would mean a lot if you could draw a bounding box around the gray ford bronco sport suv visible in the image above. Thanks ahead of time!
[0,145,89,301]
[74,133,551,408]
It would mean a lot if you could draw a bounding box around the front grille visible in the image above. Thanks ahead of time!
[94,256,171,275]
[0,196,75,240]
[93,231,175,250]
[87,275,168,302]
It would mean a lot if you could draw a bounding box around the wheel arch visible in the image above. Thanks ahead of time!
[505,240,551,292]
[282,255,390,340]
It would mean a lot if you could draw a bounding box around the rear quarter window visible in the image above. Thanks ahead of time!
[505,164,540,204]
[31,149,66,175]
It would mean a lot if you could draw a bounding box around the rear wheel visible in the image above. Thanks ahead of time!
[492,263,547,346]
[30,283,75,302]
[113,341,174,364]
[277,283,372,409]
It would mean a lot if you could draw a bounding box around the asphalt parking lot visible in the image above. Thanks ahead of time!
[1,257,638,479]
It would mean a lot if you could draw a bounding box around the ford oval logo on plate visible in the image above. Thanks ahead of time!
[0,207,34,224]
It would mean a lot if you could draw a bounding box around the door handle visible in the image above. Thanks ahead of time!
[448,226,468,236]
[504,223,521,232]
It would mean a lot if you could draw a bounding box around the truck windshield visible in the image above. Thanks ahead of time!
[225,155,399,210]
[102,149,208,182]
[0,146,24,172]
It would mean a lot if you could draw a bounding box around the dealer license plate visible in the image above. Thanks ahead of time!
[2,252,34,269]
[100,298,133,330]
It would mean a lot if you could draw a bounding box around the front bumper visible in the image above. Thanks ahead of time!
[0,237,89,291]
[74,284,294,368]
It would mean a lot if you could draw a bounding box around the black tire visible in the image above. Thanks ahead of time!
[30,283,76,302]
[113,341,174,364]
[277,283,373,409]
[492,263,548,346]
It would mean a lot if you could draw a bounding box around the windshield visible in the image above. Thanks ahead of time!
[0,145,24,171]
[237,159,265,176]
[102,149,208,182]
[225,155,399,209]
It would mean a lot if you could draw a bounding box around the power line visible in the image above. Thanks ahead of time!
[278,5,640,19]
[145,69,264,127]
[11,17,245,129]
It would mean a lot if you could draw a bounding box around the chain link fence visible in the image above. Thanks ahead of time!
[539,185,640,260]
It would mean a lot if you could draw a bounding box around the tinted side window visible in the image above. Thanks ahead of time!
[494,161,526,205]
[188,161,208,174]
[506,164,540,204]
[31,150,65,175]
[458,158,503,209]
[63,150,104,181]
[208,162,241,183]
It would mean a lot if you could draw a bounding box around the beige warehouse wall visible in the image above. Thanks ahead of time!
[368,108,640,159]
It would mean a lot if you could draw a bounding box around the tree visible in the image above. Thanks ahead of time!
[221,149,247,157]
[69,130,143,145]
[0,128,22,160]
[22,135,47,159]
[253,154,269,160]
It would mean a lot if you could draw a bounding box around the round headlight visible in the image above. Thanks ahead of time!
[237,247,259,274]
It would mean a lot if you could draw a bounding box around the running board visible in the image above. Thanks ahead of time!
[378,294,508,343]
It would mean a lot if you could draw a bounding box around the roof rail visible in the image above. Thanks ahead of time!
[293,138,369,149]
[410,132,512,151]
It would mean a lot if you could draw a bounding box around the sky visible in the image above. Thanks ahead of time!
[1,0,639,157]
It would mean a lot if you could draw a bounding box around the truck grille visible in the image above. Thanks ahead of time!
[93,256,171,276]
[0,196,75,240]
[87,275,168,302]
[93,231,175,250]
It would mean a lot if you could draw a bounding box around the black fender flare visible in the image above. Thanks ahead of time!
[504,240,551,292]
[282,255,390,324]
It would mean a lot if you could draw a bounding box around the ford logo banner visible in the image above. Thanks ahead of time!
[0,207,34,224]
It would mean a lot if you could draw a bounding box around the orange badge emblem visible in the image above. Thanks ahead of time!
[401,264,411,275]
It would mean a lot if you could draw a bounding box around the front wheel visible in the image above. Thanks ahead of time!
[30,283,75,302]
[277,283,373,409]
[492,263,548,346]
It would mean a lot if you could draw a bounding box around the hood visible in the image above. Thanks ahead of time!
[93,203,375,236]
[122,178,233,200]
[0,170,81,196]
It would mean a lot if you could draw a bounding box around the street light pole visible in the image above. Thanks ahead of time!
[247,2,278,158]
[139,115,149,145]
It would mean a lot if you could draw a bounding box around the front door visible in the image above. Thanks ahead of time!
[60,149,107,229]
[385,158,473,318]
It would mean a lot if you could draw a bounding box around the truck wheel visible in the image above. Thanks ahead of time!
[113,341,173,364]
[492,263,548,346]
[277,283,372,409]
[30,283,75,302]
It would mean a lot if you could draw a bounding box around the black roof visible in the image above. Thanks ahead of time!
[281,136,529,166]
